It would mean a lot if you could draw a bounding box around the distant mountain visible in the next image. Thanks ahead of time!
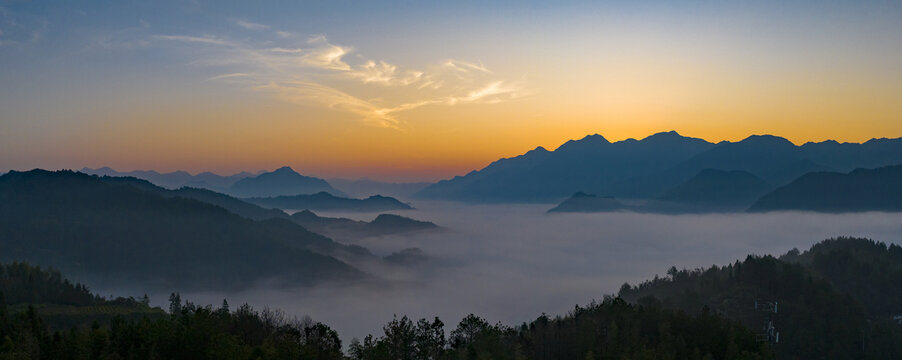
[415,131,902,203]
[98,176,291,221]
[228,166,345,198]
[328,178,431,199]
[547,192,628,213]
[290,210,438,239]
[81,167,253,191]
[549,169,773,213]
[658,169,772,208]
[247,191,413,212]
[748,164,902,213]
[0,169,364,290]
[637,135,829,197]
[417,131,717,203]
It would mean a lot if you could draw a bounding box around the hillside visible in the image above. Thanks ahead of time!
[748,164,902,212]
[658,169,772,208]
[290,211,437,239]
[229,166,346,198]
[547,192,629,213]
[0,262,164,330]
[619,237,902,359]
[248,192,413,212]
[0,170,364,290]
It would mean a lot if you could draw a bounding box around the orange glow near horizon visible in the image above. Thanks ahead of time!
[2,2,901,182]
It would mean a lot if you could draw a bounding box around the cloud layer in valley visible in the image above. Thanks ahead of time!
[119,202,902,342]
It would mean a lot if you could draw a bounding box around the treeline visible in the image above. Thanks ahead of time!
[1,296,769,360]
[1,297,345,360]
[619,237,902,359]
[350,299,768,360]
[0,262,101,306]
[0,262,770,359]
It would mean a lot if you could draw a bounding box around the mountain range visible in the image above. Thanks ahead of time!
[290,210,438,241]
[749,164,902,212]
[81,167,255,192]
[415,131,902,203]
[82,166,348,198]
[246,191,413,212]
[0,170,391,290]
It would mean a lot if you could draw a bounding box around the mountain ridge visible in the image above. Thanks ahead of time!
[415,131,902,203]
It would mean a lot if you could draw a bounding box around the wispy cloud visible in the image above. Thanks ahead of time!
[153,24,529,129]
[155,34,232,46]
[206,72,252,81]
[234,20,270,31]
[258,81,402,129]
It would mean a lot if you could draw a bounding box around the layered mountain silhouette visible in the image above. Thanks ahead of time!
[98,175,434,238]
[415,131,902,203]
[658,169,772,207]
[228,166,346,197]
[327,178,431,199]
[81,167,254,192]
[547,192,628,213]
[291,210,438,240]
[0,169,366,290]
[247,191,412,212]
[749,164,902,212]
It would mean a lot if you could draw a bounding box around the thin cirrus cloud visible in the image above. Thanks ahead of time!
[154,23,528,129]
[234,20,270,31]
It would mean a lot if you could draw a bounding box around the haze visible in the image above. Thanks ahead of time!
[109,202,902,341]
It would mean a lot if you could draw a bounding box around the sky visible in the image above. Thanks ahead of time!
[1,0,901,181]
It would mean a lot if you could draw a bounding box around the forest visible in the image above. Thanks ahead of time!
[5,237,901,359]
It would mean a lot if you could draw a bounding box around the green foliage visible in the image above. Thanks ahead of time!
[620,237,902,359]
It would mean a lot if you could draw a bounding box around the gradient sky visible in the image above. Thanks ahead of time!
[2,0,901,181]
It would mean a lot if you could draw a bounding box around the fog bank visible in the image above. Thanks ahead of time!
[132,202,902,342]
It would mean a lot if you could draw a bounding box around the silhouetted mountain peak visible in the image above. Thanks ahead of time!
[737,134,795,147]
[642,130,681,140]
[555,133,610,152]
[525,146,550,155]
[272,166,297,174]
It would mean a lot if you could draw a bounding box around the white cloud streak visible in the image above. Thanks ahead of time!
[235,20,270,31]
[154,26,528,128]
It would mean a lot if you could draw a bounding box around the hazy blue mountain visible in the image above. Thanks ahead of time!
[547,192,629,213]
[800,137,902,172]
[247,191,412,212]
[657,169,772,208]
[383,248,430,266]
[228,166,345,198]
[416,131,716,203]
[97,176,291,221]
[748,164,902,212]
[639,135,830,196]
[0,169,365,290]
[290,210,438,239]
[328,178,431,199]
[415,131,902,203]
[80,167,253,191]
